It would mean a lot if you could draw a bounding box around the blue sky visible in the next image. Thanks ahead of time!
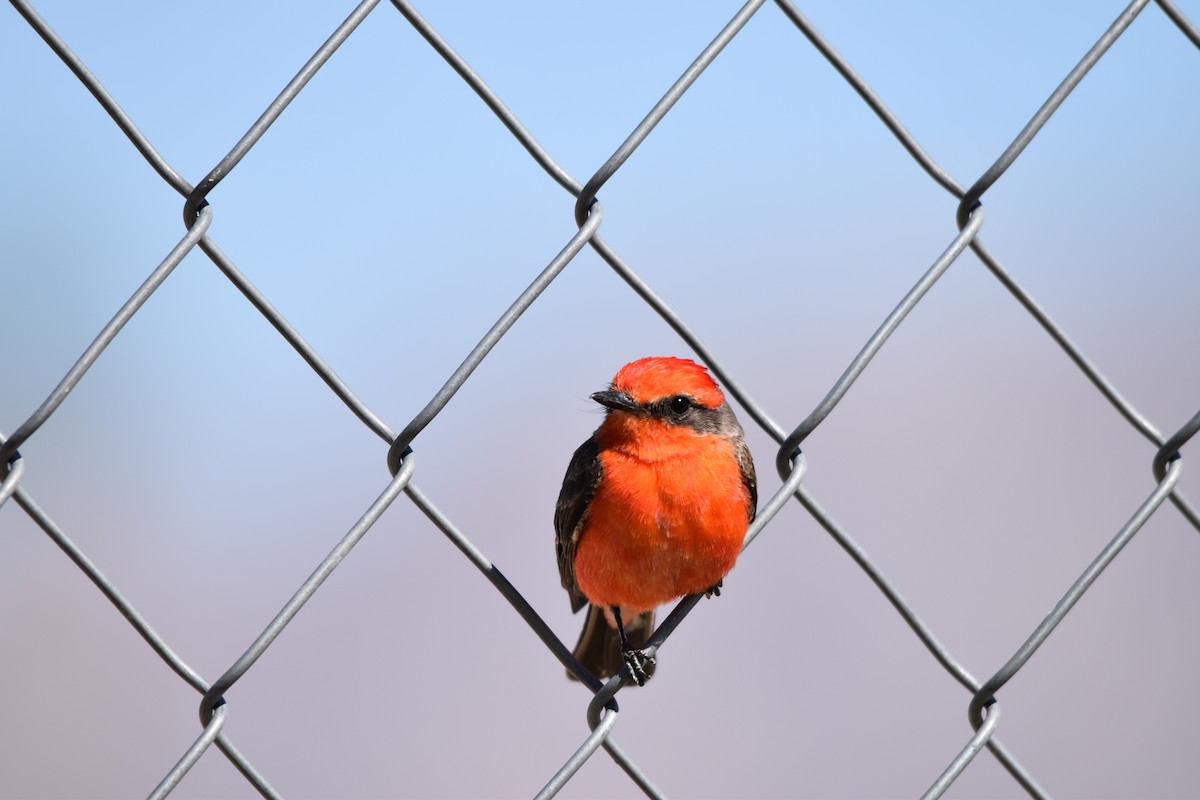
[2,2,1198,798]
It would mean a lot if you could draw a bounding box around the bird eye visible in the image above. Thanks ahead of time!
[668,395,691,416]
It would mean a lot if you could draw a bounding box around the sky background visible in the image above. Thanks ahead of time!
[2,1,1198,798]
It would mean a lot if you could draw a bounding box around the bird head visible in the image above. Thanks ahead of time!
[591,357,734,436]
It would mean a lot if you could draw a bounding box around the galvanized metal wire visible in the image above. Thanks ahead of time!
[2,1,1197,797]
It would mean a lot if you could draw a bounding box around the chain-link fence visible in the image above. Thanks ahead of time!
[2,1,1198,797]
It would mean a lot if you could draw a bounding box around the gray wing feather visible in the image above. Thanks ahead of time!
[718,403,757,524]
[555,436,602,613]
[734,433,758,524]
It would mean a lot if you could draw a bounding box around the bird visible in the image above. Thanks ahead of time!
[555,356,757,686]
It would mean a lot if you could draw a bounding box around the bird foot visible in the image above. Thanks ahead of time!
[705,579,723,599]
[622,647,656,686]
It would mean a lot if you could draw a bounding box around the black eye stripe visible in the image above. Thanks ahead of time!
[645,396,734,435]
[657,395,696,419]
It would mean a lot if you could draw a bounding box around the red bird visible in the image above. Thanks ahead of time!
[556,356,757,685]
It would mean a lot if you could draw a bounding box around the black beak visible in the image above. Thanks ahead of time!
[591,390,640,414]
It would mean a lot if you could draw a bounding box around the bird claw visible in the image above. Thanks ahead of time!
[622,648,656,686]
[705,580,723,599]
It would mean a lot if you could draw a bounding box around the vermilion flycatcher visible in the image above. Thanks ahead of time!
[555,356,757,685]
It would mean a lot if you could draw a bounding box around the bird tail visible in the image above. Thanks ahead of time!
[568,604,656,684]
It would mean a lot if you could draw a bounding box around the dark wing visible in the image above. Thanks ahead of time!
[714,401,757,524]
[734,433,758,524]
[555,435,602,613]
